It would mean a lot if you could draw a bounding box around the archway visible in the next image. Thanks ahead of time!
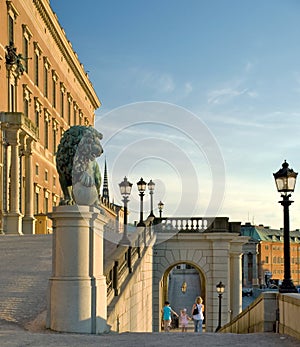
[158,261,206,331]
[152,224,247,332]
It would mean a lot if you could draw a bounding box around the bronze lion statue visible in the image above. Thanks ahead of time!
[56,125,103,205]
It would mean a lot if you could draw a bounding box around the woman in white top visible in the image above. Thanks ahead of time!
[191,296,204,332]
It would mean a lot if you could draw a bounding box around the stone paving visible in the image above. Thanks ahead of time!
[0,235,299,347]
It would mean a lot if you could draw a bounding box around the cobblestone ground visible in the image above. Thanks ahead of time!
[0,235,299,347]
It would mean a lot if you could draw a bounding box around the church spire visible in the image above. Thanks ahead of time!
[102,158,110,202]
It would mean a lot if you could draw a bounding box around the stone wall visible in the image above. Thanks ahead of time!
[106,237,155,332]
[221,291,300,339]
[279,293,300,339]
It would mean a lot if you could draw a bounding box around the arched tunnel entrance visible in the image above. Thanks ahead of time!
[160,262,206,331]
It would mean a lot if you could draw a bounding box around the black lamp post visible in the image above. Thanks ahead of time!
[273,160,298,293]
[158,201,164,218]
[119,176,133,245]
[148,179,155,218]
[137,177,146,227]
[215,281,225,332]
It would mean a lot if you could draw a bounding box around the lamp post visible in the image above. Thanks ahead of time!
[158,201,164,218]
[215,281,225,332]
[148,179,155,218]
[273,160,298,293]
[119,176,133,245]
[137,177,146,227]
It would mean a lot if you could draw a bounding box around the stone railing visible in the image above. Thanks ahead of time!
[220,292,300,339]
[153,216,241,233]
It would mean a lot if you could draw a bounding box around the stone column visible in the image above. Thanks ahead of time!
[47,205,108,334]
[252,249,258,286]
[230,252,243,317]
[22,136,35,234]
[243,253,248,286]
[5,128,22,234]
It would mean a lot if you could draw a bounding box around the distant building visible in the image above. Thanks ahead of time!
[241,223,300,287]
[0,0,100,234]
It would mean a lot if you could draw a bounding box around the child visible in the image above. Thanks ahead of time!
[161,301,178,332]
[179,308,191,332]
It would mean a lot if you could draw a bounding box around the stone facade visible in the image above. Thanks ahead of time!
[0,0,100,234]
[241,223,300,287]
[152,217,248,332]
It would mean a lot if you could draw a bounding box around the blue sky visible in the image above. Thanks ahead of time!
[51,0,300,229]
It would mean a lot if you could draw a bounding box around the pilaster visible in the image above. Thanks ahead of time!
[5,128,22,234]
[22,136,35,234]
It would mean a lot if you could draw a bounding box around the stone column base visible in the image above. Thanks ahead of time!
[5,213,23,235]
[48,275,108,334]
[22,216,36,234]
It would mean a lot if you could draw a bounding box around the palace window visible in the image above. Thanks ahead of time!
[22,25,32,73]
[34,52,39,85]
[60,83,65,118]
[73,102,77,124]
[67,93,72,125]
[8,15,14,43]
[23,84,32,118]
[44,191,49,214]
[34,184,40,214]
[9,80,16,112]
[52,119,58,154]
[44,109,50,149]
[7,2,19,44]
[6,1,19,43]
[52,70,58,108]
[33,42,42,86]
[34,97,42,135]
[43,58,50,98]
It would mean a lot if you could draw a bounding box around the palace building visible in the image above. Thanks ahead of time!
[241,223,300,287]
[0,0,100,234]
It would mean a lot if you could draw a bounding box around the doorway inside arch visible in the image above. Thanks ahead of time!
[163,263,205,331]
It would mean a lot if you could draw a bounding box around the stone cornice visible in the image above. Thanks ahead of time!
[33,0,101,110]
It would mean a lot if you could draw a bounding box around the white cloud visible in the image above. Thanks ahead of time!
[207,86,255,104]
[136,69,175,94]
[184,82,193,96]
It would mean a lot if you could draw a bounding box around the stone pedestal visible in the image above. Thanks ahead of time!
[22,216,36,234]
[5,213,23,235]
[47,205,108,334]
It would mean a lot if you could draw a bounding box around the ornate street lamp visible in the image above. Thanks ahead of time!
[273,160,298,293]
[137,177,147,227]
[215,281,225,332]
[119,176,133,245]
[148,179,155,218]
[158,201,164,218]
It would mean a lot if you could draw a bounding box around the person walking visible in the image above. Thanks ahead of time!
[191,296,204,332]
[161,301,178,332]
[179,308,191,332]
